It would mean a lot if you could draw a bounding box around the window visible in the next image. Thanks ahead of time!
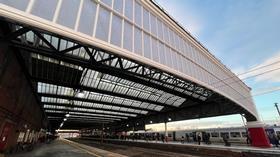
[31,0,58,21]
[150,14,157,37]
[110,14,122,47]
[143,8,150,32]
[241,132,247,138]
[158,42,165,65]
[171,50,178,70]
[182,58,188,74]
[151,38,159,62]
[78,0,97,35]
[179,37,184,53]
[124,0,133,21]
[169,30,175,48]
[57,0,80,28]
[123,21,133,51]
[95,6,110,42]
[230,132,241,138]
[163,24,170,44]
[220,132,229,138]
[113,0,123,14]
[157,19,163,40]
[165,47,172,67]
[178,55,183,72]
[0,0,29,11]
[134,1,142,27]
[211,132,219,137]
[174,34,180,51]
[134,27,142,55]
[101,0,112,7]
[143,33,151,59]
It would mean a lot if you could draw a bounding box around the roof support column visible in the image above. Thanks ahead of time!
[246,121,271,147]
[101,123,104,144]
[164,121,168,143]
[132,126,135,141]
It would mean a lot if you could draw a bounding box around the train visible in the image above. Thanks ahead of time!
[80,125,280,144]
[127,125,280,144]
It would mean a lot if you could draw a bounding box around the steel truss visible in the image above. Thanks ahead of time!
[1,20,257,131]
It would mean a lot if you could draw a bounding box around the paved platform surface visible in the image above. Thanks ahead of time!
[76,137,280,157]
[71,139,200,157]
[82,138,280,152]
[7,140,96,157]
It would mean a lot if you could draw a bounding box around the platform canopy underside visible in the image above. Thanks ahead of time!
[0,19,256,131]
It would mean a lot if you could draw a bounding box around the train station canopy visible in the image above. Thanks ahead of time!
[0,20,256,131]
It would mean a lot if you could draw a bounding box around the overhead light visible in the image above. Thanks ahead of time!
[77,91,85,98]
[168,118,172,121]
[126,124,129,127]
[150,121,153,124]
[136,123,139,126]
[65,114,70,117]
[60,123,64,127]
[63,118,67,121]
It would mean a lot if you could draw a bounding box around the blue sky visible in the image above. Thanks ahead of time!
[148,0,280,130]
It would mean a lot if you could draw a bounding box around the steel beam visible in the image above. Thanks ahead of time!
[39,93,158,113]
[43,102,146,115]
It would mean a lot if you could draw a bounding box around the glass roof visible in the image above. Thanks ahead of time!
[9,26,213,127]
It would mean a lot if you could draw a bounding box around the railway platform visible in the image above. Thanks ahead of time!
[71,137,280,157]
[6,139,125,157]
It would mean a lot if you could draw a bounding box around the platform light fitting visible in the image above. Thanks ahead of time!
[126,124,129,127]
[168,118,172,121]
[150,121,153,124]
[65,113,70,117]
[77,91,85,98]
[63,118,67,121]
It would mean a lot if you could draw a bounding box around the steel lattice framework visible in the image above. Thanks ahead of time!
[0,20,256,130]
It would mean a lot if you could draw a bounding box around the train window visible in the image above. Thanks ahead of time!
[230,132,241,138]
[220,132,229,138]
[211,132,219,137]
[241,132,247,137]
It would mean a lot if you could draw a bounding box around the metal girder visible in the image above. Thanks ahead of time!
[60,44,82,54]
[43,102,146,115]
[49,118,115,123]
[6,27,211,101]
[45,112,128,119]
[48,115,121,121]
[1,21,252,131]
[44,108,136,118]
[39,93,159,113]
[32,30,57,51]
[33,76,173,109]
[1,27,30,41]
[112,100,255,131]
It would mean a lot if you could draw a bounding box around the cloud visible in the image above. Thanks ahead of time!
[236,51,280,83]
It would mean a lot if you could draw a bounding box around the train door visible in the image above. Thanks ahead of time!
[0,121,12,151]
[192,132,197,141]
[173,131,176,141]
[265,128,275,144]
[202,132,206,142]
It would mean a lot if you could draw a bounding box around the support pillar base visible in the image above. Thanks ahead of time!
[246,121,271,148]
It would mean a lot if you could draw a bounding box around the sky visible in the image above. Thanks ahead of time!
[147,0,280,131]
